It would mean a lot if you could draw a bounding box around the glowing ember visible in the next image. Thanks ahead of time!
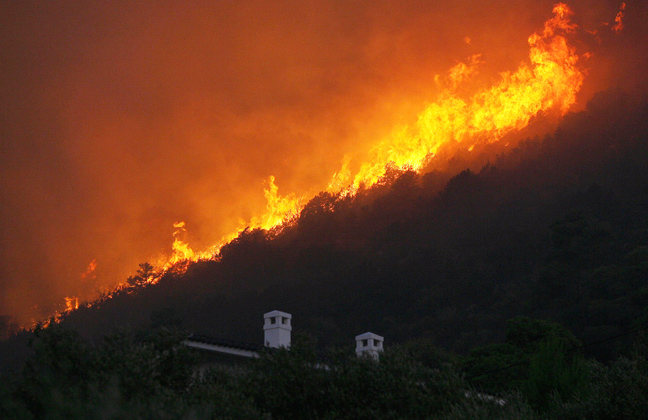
[612,3,626,33]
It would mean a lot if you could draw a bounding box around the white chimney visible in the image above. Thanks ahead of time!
[355,332,384,359]
[263,310,292,348]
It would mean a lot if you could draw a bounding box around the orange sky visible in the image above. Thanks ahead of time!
[0,0,645,325]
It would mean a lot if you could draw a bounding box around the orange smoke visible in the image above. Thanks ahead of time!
[80,259,97,280]
[152,2,587,273]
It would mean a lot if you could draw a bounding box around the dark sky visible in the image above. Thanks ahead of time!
[1,0,645,325]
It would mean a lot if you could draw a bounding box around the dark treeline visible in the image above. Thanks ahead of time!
[2,323,648,419]
[2,88,648,415]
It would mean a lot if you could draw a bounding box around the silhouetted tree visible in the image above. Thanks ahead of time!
[127,262,158,286]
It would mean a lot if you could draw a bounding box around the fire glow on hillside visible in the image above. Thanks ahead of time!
[0,1,639,328]
[151,3,588,276]
[55,3,622,322]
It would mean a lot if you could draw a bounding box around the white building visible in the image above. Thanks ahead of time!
[185,310,384,362]
[263,310,292,348]
[355,332,384,359]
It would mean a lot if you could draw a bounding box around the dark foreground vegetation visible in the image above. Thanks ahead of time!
[2,88,648,417]
[2,323,648,419]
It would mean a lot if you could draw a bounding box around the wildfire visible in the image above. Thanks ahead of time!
[331,2,585,192]
[152,177,304,274]
[250,176,304,231]
[60,259,95,318]
[612,3,626,33]
[168,222,195,265]
[161,221,218,271]
[64,296,79,311]
[113,3,589,286]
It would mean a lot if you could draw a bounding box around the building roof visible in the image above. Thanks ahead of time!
[185,334,264,359]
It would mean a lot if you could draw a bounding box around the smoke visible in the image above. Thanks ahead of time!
[0,0,645,325]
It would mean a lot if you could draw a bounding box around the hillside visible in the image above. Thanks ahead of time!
[0,88,646,375]
[24,88,640,357]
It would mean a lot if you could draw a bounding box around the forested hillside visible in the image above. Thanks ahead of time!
[25,88,643,357]
[2,87,648,419]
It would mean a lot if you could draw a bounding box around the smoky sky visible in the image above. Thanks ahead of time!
[1,0,646,324]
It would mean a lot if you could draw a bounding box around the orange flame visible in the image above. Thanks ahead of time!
[250,176,304,231]
[64,296,79,311]
[333,2,585,192]
[165,221,196,268]
[60,260,94,316]
[612,3,626,33]
[153,177,303,273]
[143,3,588,274]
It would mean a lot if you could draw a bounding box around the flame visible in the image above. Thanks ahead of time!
[65,296,79,311]
[153,177,303,274]
[57,261,94,318]
[249,176,304,231]
[126,4,588,278]
[164,221,196,268]
[340,2,584,191]
[612,3,626,33]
